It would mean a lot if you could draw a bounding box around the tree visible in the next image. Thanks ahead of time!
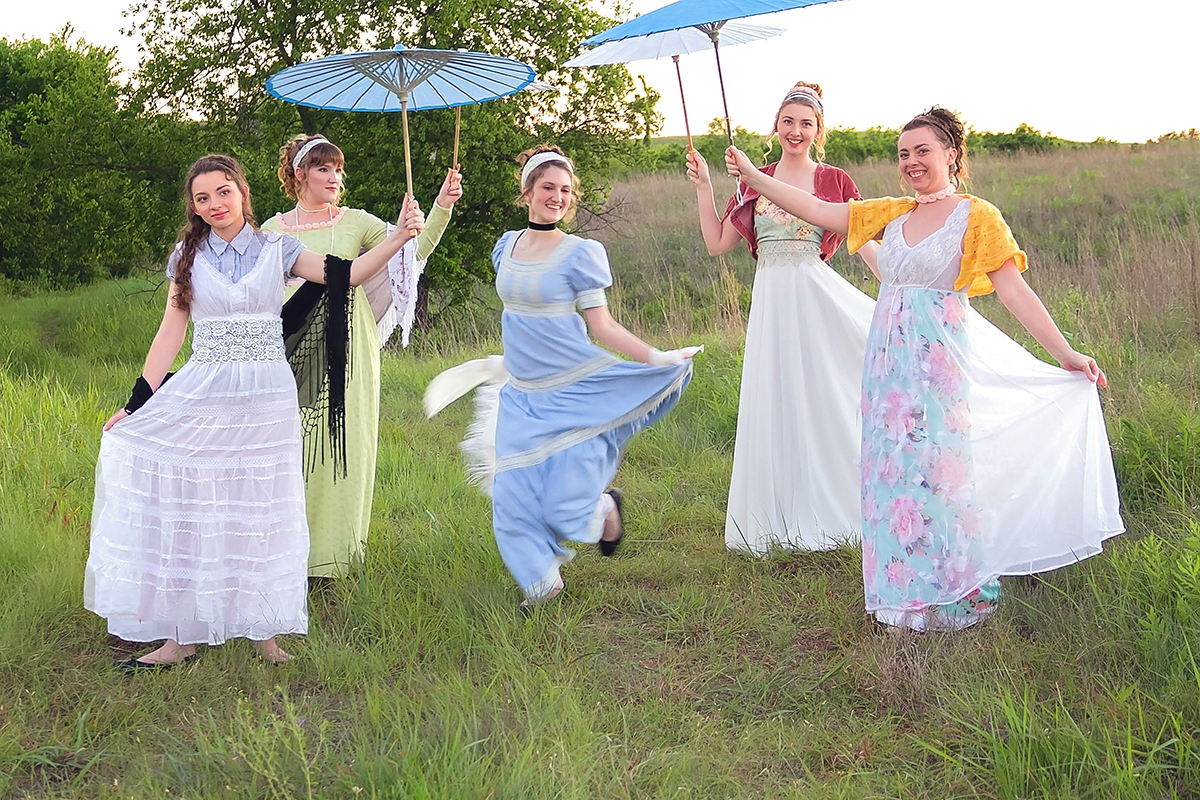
[0,32,188,286]
[627,75,663,146]
[124,0,649,311]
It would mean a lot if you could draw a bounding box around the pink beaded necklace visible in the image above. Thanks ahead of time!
[915,183,958,204]
[276,204,346,231]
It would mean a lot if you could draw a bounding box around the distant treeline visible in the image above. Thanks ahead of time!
[624,118,1145,177]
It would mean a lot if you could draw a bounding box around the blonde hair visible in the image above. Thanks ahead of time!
[276,134,346,202]
[514,144,580,223]
[769,82,827,162]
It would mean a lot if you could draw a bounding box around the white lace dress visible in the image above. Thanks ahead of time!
[84,233,309,645]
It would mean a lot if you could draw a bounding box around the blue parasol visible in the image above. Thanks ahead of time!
[581,0,843,143]
[565,21,784,149]
[267,46,537,196]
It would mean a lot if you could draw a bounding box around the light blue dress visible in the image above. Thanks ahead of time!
[490,231,692,600]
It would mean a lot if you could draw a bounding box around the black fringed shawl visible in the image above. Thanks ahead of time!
[281,255,354,479]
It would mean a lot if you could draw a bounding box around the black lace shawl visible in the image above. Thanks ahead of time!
[281,255,354,479]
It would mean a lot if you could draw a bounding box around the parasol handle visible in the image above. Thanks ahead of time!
[453,106,462,170]
[400,93,417,236]
[708,30,733,145]
[672,55,693,151]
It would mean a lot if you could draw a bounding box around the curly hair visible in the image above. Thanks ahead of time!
[171,154,256,313]
[901,107,970,187]
[276,134,346,202]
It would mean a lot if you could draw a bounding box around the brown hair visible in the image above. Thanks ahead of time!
[901,107,970,187]
[276,134,346,202]
[171,154,256,312]
[770,82,827,161]
[515,144,580,223]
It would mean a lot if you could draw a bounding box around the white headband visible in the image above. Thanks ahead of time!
[292,137,328,171]
[783,89,823,114]
[520,152,573,189]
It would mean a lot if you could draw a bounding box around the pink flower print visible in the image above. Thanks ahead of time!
[884,557,917,588]
[945,399,971,435]
[924,340,962,396]
[882,391,919,441]
[861,388,872,419]
[755,196,794,226]
[932,554,978,595]
[862,540,878,579]
[876,452,904,486]
[888,496,926,547]
[861,487,884,525]
[942,295,966,328]
[928,448,971,497]
[956,505,983,539]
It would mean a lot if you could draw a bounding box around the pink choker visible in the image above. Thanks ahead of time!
[275,206,346,231]
[915,184,958,204]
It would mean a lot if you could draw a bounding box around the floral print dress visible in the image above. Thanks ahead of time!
[860,199,999,630]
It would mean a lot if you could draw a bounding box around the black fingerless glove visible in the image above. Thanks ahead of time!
[123,372,174,414]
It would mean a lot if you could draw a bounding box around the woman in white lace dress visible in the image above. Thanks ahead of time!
[84,154,423,668]
[727,109,1123,631]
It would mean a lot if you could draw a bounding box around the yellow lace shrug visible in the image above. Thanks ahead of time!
[847,195,1027,296]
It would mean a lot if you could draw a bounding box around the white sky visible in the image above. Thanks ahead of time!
[3,0,1196,142]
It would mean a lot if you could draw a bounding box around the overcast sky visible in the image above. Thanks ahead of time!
[3,0,1196,142]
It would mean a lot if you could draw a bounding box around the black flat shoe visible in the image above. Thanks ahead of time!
[117,654,195,673]
[599,488,624,557]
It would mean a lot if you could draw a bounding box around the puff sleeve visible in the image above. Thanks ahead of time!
[568,239,613,309]
[846,197,916,254]
[956,197,1028,297]
[491,231,515,270]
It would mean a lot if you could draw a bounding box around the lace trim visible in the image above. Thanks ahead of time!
[506,355,620,393]
[191,316,286,363]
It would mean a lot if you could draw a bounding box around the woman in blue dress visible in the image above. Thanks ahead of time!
[429,145,698,607]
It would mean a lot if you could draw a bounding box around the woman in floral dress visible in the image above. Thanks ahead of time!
[726,108,1124,631]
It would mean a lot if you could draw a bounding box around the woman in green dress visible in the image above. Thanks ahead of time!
[263,133,460,577]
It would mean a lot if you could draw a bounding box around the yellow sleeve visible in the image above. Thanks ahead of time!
[415,201,452,261]
[955,197,1028,297]
[847,197,916,254]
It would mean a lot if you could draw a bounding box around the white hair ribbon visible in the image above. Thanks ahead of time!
[520,152,573,189]
[292,137,329,171]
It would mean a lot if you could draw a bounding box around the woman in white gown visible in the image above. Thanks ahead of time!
[84,154,424,667]
[687,83,878,554]
[727,108,1124,630]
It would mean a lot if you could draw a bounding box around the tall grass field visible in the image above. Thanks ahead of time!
[2,142,1199,798]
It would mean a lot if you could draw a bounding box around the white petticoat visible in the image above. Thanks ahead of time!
[84,352,309,645]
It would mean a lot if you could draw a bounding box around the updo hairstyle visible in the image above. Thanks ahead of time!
[901,107,970,187]
[770,82,827,161]
[277,134,347,202]
[515,144,580,223]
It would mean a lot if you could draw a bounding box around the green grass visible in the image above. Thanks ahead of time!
[2,143,1200,797]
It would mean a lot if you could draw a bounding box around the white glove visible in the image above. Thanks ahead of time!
[647,344,704,366]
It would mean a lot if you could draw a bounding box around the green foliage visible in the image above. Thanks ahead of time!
[125,0,648,306]
[0,34,187,286]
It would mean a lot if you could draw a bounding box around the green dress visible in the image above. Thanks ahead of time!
[263,204,451,576]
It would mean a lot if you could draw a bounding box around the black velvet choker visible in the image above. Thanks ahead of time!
[527,221,558,231]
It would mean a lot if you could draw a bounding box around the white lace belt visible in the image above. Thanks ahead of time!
[191,316,286,363]
[758,239,822,259]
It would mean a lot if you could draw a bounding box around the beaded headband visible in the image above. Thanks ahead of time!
[292,137,329,171]
[520,152,573,189]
